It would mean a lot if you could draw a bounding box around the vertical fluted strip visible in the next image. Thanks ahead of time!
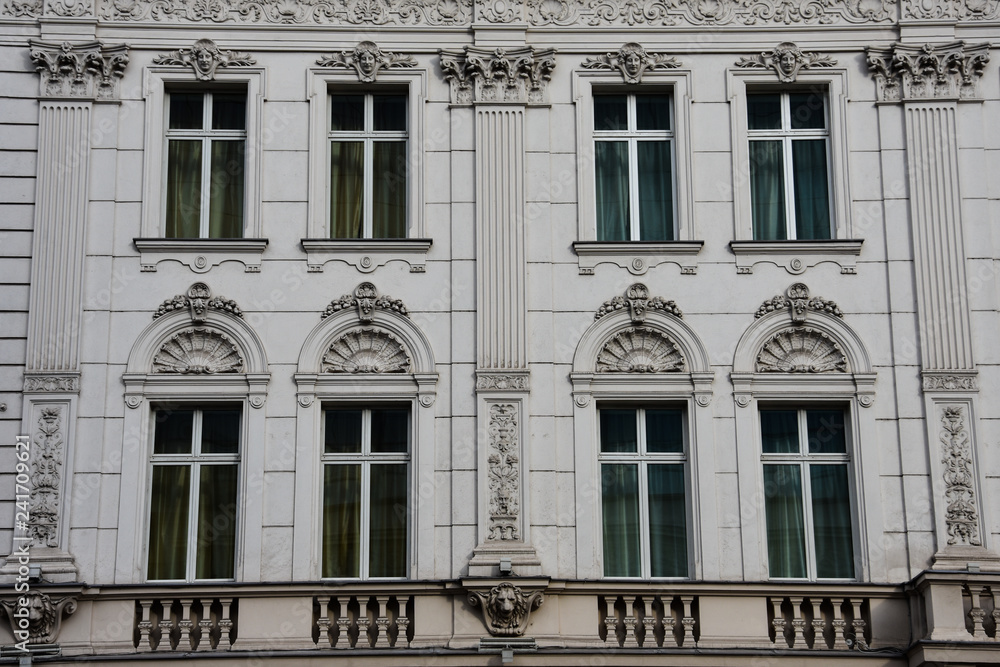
[475,107,526,370]
[904,103,974,371]
[25,102,92,373]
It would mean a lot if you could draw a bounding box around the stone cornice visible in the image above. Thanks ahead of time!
[867,41,991,102]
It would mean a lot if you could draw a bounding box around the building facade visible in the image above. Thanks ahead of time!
[1,0,999,663]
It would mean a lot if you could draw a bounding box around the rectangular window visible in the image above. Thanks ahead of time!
[164,90,246,238]
[599,406,688,578]
[747,90,830,241]
[593,93,674,241]
[329,92,408,239]
[760,407,854,580]
[147,406,241,581]
[322,406,410,578]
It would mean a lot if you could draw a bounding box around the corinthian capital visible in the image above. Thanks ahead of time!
[29,40,129,100]
[866,41,990,102]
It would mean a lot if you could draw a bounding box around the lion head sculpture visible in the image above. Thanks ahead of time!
[468,581,544,637]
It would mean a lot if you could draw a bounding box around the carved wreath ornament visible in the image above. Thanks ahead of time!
[468,583,543,637]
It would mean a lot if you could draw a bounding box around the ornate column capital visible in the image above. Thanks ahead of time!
[439,45,555,104]
[866,41,990,102]
[29,40,129,100]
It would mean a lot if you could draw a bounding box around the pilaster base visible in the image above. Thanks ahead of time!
[468,542,542,577]
[0,547,79,583]
[932,546,1000,572]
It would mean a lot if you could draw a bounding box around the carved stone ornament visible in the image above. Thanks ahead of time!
[736,42,836,83]
[28,407,64,548]
[939,406,981,546]
[487,403,521,541]
[439,46,556,105]
[595,283,682,323]
[468,582,543,637]
[153,283,243,322]
[903,0,1000,21]
[476,372,530,391]
[596,327,686,373]
[152,328,245,374]
[755,328,847,373]
[29,40,129,100]
[0,592,78,644]
[23,375,80,393]
[478,0,522,21]
[317,41,416,82]
[923,373,978,391]
[321,282,409,323]
[755,283,842,324]
[97,0,472,24]
[321,327,411,373]
[867,41,991,102]
[582,42,680,84]
[154,39,255,81]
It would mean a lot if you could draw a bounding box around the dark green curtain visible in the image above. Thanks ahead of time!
[810,464,854,578]
[761,410,799,454]
[595,141,629,241]
[647,464,687,577]
[372,141,407,238]
[323,464,361,577]
[148,465,190,580]
[792,139,830,239]
[637,141,673,241]
[763,464,807,578]
[749,140,786,240]
[195,464,238,579]
[602,463,640,577]
[330,142,364,238]
[165,140,202,238]
[368,463,407,577]
[208,140,245,238]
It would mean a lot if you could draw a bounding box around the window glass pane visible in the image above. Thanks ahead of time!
[811,464,854,578]
[369,463,408,577]
[195,464,237,579]
[749,140,786,240]
[747,93,781,130]
[600,409,637,453]
[645,409,683,453]
[601,463,640,577]
[169,93,203,130]
[208,140,245,238]
[331,94,364,131]
[200,408,241,454]
[648,464,687,577]
[636,94,670,131]
[637,140,673,241]
[148,465,191,580]
[211,93,246,131]
[371,408,409,454]
[791,139,830,240]
[763,464,807,578]
[595,141,629,241]
[374,94,406,131]
[325,410,362,454]
[154,409,194,454]
[806,409,846,454]
[165,140,202,238]
[330,141,364,238]
[322,464,361,577]
[594,95,627,131]
[372,141,407,238]
[789,92,825,130]
[761,410,799,453]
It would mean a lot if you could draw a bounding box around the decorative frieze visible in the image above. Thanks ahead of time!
[479,0,522,21]
[866,42,990,102]
[735,42,836,83]
[152,328,245,374]
[321,328,411,373]
[755,283,842,324]
[902,0,1000,20]
[29,40,129,100]
[596,327,686,373]
[582,42,679,84]
[476,372,530,391]
[468,582,543,637]
[322,282,409,323]
[0,592,77,644]
[756,328,848,373]
[29,407,64,548]
[98,0,472,22]
[153,283,243,322]
[317,41,416,82]
[440,46,556,105]
[923,373,978,391]
[939,406,981,547]
[487,403,520,542]
[154,39,255,81]
[595,283,682,324]
[23,375,80,393]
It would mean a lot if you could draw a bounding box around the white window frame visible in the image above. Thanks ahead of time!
[597,404,690,579]
[320,403,411,580]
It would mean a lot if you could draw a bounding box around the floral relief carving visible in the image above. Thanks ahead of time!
[596,327,686,373]
[154,39,255,80]
[23,375,80,392]
[321,328,411,373]
[468,582,544,637]
[152,328,245,374]
[755,283,842,324]
[439,46,556,104]
[902,0,1000,20]
[735,42,836,82]
[487,403,520,541]
[478,0,522,21]
[322,282,409,323]
[317,41,416,82]
[923,374,978,391]
[527,0,894,25]
[153,283,243,322]
[29,40,129,100]
[3,0,42,17]
[98,0,471,23]
[595,283,683,323]
[867,41,990,102]
[476,373,530,391]
[0,592,77,644]
[582,42,680,84]
[939,406,981,546]
[755,328,848,373]
[45,0,93,17]
[29,407,64,548]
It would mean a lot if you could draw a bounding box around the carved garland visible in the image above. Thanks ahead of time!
[755,283,842,324]
[939,406,981,547]
[867,41,990,102]
[582,42,679,84]
[153,283,243,322]
[322,282,409,323]
[755,328,847,373]
[321,328,411,373]
[28,407,64,548]
[317,40,416,82]
[152,328,245,374]
[923,374,978,391]
[96,0,473,24]
[29,40,129,100]
[23,376,80,392]
[487,403,520,541]
[440,46,556,105]
[595,283,682,323]
[736,41,836,83]
[154,39,255,80]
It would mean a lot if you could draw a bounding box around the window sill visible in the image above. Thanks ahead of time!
[301,238,432,274]
[572,241,704,276]
[134,238,269,274]
[729,240,863,275]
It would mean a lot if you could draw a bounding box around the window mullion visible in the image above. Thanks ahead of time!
[361,409,372,579]
[798,409,818,579]
[638,459,651,579]
[628,138,640,241]
[187,411,203,581]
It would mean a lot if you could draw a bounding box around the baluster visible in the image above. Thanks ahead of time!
[316,596,332,647]
[136,600,154,652]
[789,597,805,648]
[374,596,391,648]
[396,597,411,648]
[660,596,675,648]
[968,586,987,639]
[622,597,639,648]
[831,599,849,649]
[601,597,618,647]
[849,598,867,649]
[195,598,213,650]
[680,596,696,647]
[335,597,352,649]
[770,598,786,647]
[809,598,826,649]
[177,599,195,651]
[356,597,372,648]
[990,587,1000,641]
[218,598,235,650]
